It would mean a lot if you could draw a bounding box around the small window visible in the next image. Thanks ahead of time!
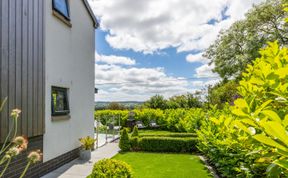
[51,87,70,116]
[52,0,70,20]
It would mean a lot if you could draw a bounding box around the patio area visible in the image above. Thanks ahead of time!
[41,141,120,178]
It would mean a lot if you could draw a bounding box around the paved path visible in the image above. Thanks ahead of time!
[42,142,120,178]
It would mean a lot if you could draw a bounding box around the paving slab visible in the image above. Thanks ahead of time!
[41,142,120,178]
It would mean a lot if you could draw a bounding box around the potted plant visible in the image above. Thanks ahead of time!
[79,136,96,161]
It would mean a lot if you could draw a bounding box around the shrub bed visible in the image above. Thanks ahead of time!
[87,159,133,178]
[139,133,197,138]
[130,137,197,153]
[95,108,205,133]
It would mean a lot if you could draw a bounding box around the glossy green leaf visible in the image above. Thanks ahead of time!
[233,120,250,134]
[261,110,281,123]
[262,121,288,146]
[232,109,249,117]
[283,115,288,127]
[234,98,249,110]
[254,100,273,116]
[273,159,288,170]
[240,119,257,127]
[253,134,288,152]
[275,67,288,78]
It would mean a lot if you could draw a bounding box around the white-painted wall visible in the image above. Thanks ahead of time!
[43,0,95,162]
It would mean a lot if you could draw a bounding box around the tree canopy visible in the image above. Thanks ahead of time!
[204,0,287,80]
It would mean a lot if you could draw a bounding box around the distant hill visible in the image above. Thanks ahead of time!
[95,101,144,110]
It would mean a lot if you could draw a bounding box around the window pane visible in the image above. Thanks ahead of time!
[53,0,69,18]
[52,87,69,116]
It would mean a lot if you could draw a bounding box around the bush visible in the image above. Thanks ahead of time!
[197,42,288,177]
[87,159,133,178]
[131,126,139,137]
[94,108,205,133]
[130,137,140,151]
[139,133,197,138]
[131,137,197,153]
[119,128,131,152]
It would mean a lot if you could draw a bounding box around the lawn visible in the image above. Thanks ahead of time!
[113,152,212,178]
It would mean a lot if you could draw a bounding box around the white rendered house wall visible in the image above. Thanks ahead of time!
[43,0,95,162]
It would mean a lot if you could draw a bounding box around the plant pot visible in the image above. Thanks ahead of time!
[79,149,91,161]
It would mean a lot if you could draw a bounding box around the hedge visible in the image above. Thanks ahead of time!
[95,108,205,133]
[139,133,197,138]
[130,137,197,153]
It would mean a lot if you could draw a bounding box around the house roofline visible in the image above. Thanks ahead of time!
[82,0,99,29]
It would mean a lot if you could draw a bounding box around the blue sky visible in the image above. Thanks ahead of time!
[89,0,263,101]
[96,30,201,78]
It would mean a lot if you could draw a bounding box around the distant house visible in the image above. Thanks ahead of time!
[0,0,98,177]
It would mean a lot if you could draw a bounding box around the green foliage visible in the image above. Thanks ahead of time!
[285,3,288,22]
[164,108,205,132]
[231,41,288,176]
[131,126,139,137]
[204,0,287,79]
[106,102,126,110]
[87,159,133,178]
[197,111,267,177]
[131,137,197,153]
[133,109,165,127]
[95,110,129,126]
[197,42,288,177]
[144,94,167,110]
[79,136,96,150]
[95,108,205,133]
[144,93,203,110]
[207,81,239,109]
[138,133,197,138]
[119,128,131,152]
[166,93,202,109]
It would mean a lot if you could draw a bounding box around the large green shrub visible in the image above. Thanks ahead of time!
[119,129,131,152]
[197,42,288,177]
[87,159,133,178]
[230,41,288,176]
[131,137,197,153]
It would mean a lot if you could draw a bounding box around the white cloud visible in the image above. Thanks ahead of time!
[88,0,264,101]
[95,53,136,65]
[88,0,263,54]
[186,53,210,64]
[94,62,206,101]
[195,63,218,78]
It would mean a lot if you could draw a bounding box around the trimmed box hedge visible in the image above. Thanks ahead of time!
[139,133,197,138]
[130,137,197,153]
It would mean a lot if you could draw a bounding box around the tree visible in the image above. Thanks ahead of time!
[106,102,126,110]
[167,93,202,109]
[144,95,167,110]
[206,81,239,109]
[204,0,287,80]
[119,128,130,152]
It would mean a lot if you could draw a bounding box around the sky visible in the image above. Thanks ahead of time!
[88,0,264,102]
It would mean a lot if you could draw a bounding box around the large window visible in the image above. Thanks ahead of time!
[52,0,70,20]
[51,87,70,116]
